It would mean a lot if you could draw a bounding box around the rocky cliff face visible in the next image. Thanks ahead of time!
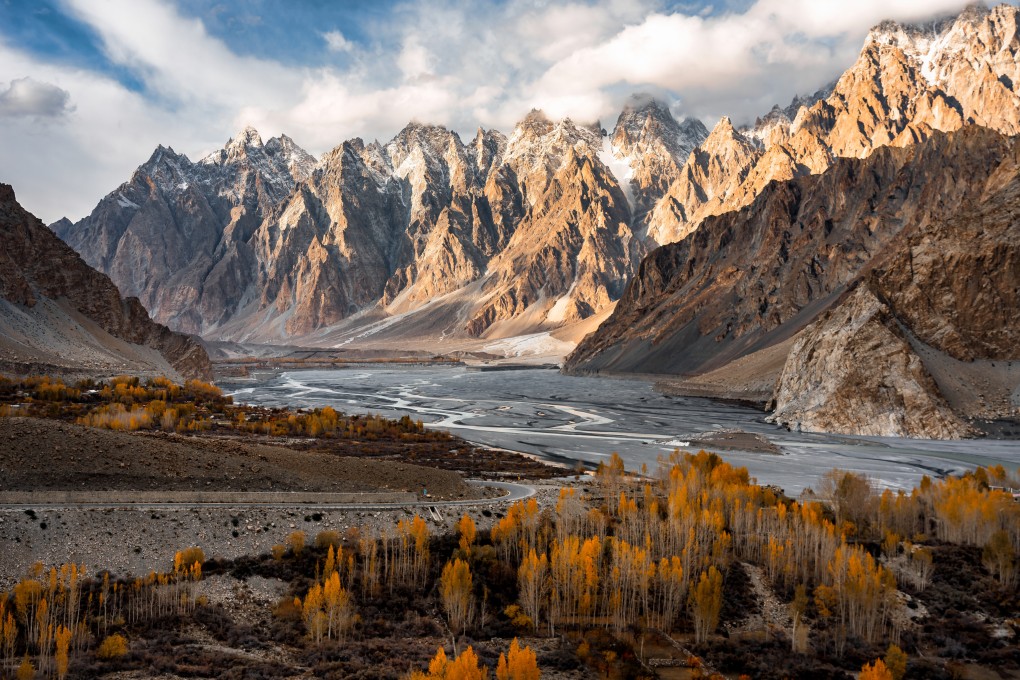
[566,126,1020,437]
[466,145,634,336]
[0,184,212,380]
[457,114,635,336]
[768,285,973,439]
[646,3,1020,246]
[246,139,407,338]
[221,112,638,342]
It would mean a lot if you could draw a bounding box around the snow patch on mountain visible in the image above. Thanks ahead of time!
[599,137,636,208]
[116,193,138,210]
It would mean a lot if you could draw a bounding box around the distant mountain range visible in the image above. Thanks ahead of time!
[45,3,1020,437]
[53,107,663,348]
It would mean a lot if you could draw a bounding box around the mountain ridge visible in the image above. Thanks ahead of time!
[0,183,212,381]
[565,124,1020,438]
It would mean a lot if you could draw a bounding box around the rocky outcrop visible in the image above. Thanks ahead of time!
[567,126,1020,437]
[467,145,634,335]
[768,285,972,438]
[232,113,639,342]
[868,149,1020,363]
[0,184,212,380]
[646,116,761,244]
[377,122,510,310]
[569,128,1015,375]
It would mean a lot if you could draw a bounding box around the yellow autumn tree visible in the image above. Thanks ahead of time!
[495,638,539,680]
[860,658,893,680]
[97,633,129,659]
[55,624,72,679]
[447,646,488,680]
[691,566,723,643]
[458,514,477,556]
[16,655,34,680]
[427,646,449,678]
[288,531,306,556]
[2,606,17,667]
[300,572,354,643]
[884,644,907,680]
[517,550,548,631]
[440,558,473,635]
[410,645,488,680]
[322,571,354,641]
[302,583,326,644]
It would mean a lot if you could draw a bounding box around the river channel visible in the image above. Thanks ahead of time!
[223,366,1020,496]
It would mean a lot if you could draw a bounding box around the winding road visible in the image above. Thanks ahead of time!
[0,480,537,511]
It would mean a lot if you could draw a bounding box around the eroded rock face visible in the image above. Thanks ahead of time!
[768,286,972,439]
[0,184,212,380]
[377,123,509,310]
[607,96,708,224]
[868,148,1020,363]
[246,140,406,338]
[569,128,1015,375]
[467,146,634,335]
[646,116,760,245]
[231,114,639,342]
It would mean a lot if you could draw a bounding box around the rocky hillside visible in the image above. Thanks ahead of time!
[566,126,1020,438]
[0,184,212,380]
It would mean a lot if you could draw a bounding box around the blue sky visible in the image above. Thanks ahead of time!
[0,0,995,222]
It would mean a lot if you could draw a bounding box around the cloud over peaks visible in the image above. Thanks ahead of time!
[0,0,1010,223]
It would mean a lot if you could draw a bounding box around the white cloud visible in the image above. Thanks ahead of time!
[0,0,1008,224]
[0,77,74,118]
[0,37,217,223]
[242,72,460,151]
[61,0,295,111]
[529,0,979,124]
[396,38,435,81]
[322,30,353,53]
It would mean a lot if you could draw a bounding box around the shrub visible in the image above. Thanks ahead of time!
[97,633,129,659]
[288,531,306,556]
[175,546,206,570]
[315,531,342,549]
